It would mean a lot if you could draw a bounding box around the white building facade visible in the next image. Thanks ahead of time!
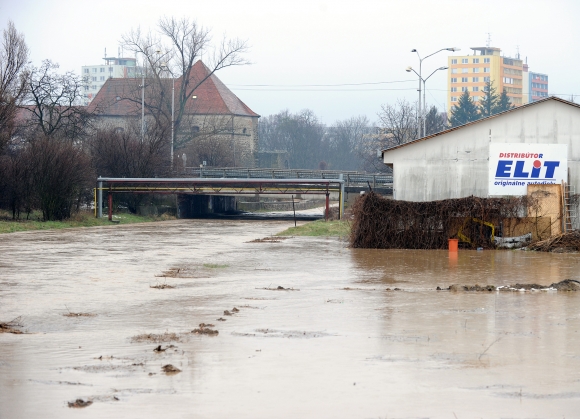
[382,97,580,203]
[81,57,138,105]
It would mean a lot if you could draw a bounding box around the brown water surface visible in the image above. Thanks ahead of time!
[1,220,580,418]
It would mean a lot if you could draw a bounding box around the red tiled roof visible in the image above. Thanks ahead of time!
[88,60,259,118]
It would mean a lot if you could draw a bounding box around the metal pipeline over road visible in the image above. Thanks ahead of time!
[96,177,345,221]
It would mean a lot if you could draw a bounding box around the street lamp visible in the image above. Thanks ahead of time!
[160,63,175,169]
[408,47,459,137]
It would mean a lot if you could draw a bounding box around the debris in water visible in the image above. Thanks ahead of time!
[449,284,496,292]
[193,323,219,335]
[150,283,175,289]
[162,364,181,374]
[247,236,289,243]
[153,345,166,352]
[526,232,580,252]
[217,317,227,321]
[68,399,93,408]
[256,286,300,291]
[0,316,24,334]
[131,332,184,343]
[223,310,232,316]
[444,280,580,292]
[231,307,239,313]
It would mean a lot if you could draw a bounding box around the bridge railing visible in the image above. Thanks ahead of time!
[179,167,392,187]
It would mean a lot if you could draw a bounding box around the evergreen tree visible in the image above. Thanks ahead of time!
[424,105,447,135]
[479,81,499,118]
[449,91,479,127]
[496,88,515,113]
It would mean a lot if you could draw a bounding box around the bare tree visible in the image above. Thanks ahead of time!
[90,120,169,179]
[24,60,92,140]
[24,134,93,220]
[376,99,418,147]
[120,17,249,134]
[0,21,29,152]
[258,109,326,169]
[326,116,370,171]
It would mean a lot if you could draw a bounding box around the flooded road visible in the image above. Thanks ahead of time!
[1,219,580,418]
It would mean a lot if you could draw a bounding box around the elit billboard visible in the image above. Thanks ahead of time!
[489,143,568,196]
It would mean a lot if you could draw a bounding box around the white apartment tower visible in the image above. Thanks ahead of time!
[81,54,138,105]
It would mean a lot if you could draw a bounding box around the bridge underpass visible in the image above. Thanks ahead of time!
[96,177,347,221]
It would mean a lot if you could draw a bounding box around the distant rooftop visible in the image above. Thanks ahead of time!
[470,47,501,56]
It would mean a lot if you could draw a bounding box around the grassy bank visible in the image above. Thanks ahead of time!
[0,210,174,234]
[276,219,351,237]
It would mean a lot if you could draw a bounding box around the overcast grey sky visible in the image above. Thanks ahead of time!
[2,0,579,124]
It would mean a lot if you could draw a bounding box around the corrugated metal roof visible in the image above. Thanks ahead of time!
[381,96,580,156]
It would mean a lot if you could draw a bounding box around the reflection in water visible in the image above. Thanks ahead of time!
[0,220,579,418]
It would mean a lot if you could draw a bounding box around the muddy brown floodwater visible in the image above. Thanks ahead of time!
[1,220,580,418]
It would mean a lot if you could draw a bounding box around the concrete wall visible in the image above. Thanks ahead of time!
[383,99,580,203]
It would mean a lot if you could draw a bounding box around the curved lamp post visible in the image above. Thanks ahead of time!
[407,47,459,137]
[406,66,448,136]
[160,63,175,169]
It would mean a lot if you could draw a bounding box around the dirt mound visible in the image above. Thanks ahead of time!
[527,232,580,252]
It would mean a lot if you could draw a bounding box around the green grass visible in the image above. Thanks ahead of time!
[276,220,351,237]
[202,263,229,269]
[0,210,175,234]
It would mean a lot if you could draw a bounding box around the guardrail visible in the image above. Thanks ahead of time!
[180,167,392,187]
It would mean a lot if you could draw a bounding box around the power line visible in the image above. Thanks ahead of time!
[229,79,416,87]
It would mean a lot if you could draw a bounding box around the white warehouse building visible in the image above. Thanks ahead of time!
[381,97,580,206]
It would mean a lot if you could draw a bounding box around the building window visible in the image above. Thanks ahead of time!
[461,87,468,92]
[243,128,247,134]
[472,77,479,82]
[100,68,104,73]
[99,76,105,81]
[503,77,514,84]
[91,85,96,89]
[109,67,113,72]
[473,95,480,101]
[92,68,97,73]
[92,77,96,81]
[451,97,457,102]
[473,86,479,92]
[84,68,89,74]
[451,87,457,92]
[451,68,458,74]
[461,58,468,64]
[484,67,490,73]
[484,76,490,82]
[451,77,457,83]
[461,77,468,82]
[462,68,468,73]
[451,59,457,64]
[484,58,490,63]
[191,126,200,134]
[473,68,479,73]
[473,58,479,64]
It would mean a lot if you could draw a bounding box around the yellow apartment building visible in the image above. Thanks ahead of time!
[447,47,523,110]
